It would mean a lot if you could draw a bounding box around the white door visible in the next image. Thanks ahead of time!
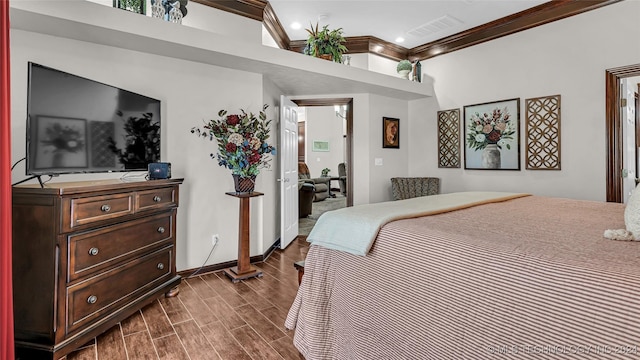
[280,96,299,249]
[622,80,636,202]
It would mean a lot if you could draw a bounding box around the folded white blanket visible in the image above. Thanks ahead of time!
[307,191,530,256]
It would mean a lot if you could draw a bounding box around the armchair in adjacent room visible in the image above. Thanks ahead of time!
[299,182,315,218]
[338,162,347,196]
[390,177,440,200]
[298,162,330,202]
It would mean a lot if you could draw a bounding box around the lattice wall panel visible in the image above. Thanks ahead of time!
[90,121,116,168]
[437,108,460,168]
[525,95,561,170]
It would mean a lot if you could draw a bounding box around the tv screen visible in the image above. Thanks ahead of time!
[26,62,161,176]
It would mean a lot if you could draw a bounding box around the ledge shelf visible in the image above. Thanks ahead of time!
[9,1,433,100]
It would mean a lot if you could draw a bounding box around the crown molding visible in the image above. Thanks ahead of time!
[195,0,621,62]
[190,0,267,21]
[408,0,622,61]
[263,2,289,49]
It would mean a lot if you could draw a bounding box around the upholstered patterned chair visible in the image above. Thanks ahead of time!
[298,162,330,202]
[390,177,440,200]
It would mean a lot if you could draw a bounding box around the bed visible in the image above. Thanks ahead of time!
[285,192,640,359]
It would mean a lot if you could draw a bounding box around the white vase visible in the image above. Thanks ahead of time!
[398,69,411,79]
[482,144,501,169]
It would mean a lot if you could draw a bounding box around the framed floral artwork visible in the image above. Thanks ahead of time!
[463,98,520,170]
[382,117,399,149]
[33,115,88,170]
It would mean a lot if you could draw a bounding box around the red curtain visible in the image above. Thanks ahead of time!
[0,0,14,359]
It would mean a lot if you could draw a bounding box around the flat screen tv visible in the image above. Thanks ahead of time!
[26,62,161,176]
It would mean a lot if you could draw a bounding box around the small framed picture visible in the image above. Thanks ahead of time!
[463,98,520,170]
[312,140,330,152]
[382,117,399,149]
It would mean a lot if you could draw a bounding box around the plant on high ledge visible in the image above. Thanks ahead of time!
[191,104,277,192]
[397,60,412,79]
[321,168,330,177]
[304,22,348,63]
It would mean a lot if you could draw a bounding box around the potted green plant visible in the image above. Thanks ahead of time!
[321,168,331,177]
[304,22,348,63]
[397,60,413,79]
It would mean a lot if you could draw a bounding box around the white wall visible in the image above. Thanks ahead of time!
[10,30,275,272]
[369,94,409,203]
[184,2,262,43]
[262,24,279,48]
[408,0,640,202]
[304,106,345,178]
[9,2,414,274]
[87,0,262,44]
[261,77,284,254]
[368,54,401,78]
[348,53,403,79]
[23,0,636,271]
[347,53,368,71]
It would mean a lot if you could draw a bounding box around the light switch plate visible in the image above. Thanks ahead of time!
[375,158,383,166]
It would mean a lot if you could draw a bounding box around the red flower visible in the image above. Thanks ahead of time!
[226,115,240,126]
[487,130,501,143]
[248,151,261,164]
[225,142,237,152]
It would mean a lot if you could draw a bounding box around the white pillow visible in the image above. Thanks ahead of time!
[604,184,640,241]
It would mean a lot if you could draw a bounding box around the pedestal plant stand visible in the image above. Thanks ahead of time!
[223,192,264,282]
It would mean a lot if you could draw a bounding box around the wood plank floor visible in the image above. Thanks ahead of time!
[64,236,310,360]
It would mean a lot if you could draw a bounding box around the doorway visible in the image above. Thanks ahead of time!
[291,98,353,236]
[605,64,640,202]
[292,98,354,208]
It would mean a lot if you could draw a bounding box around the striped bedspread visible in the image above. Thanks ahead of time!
[285,195,640,359]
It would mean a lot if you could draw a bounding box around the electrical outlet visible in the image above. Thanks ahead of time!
[212,234,219,247]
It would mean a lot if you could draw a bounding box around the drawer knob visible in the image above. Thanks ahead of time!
[153,196,162,202]
[157,263,165,270]
[87,295,98,304]
[157,227,165,234]
[100,204,111,212]
[88,247,99,256]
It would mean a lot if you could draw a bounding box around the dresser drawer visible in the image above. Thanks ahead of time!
[66,247,173,335]
[65,193,134,232]
[136,187,177,212]
[67,212,174,282]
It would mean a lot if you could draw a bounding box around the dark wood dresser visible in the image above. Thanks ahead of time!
[12,178,184,360]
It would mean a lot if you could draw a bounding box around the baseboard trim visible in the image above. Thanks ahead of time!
[178,238,281,278]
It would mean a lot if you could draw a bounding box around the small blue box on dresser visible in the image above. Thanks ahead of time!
[148,162,171,179]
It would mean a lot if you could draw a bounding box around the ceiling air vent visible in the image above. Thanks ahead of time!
[407,15,463,38]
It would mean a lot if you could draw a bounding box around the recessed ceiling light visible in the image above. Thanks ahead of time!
[395,37,405,43]
[291,22,301,30]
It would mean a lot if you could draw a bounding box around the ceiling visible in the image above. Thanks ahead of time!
[268,0,548,49]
